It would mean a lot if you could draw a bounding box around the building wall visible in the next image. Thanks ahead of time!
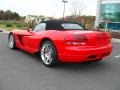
[96,0,120,30]
[25,16,41,24]
[101,0,120,4]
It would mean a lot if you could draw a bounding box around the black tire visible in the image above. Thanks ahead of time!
[82,61,92,64]
[40,40,59,67]
[8,33,17,50]
[94,58,103,62]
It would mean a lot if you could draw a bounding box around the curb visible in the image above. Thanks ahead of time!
[112,38,120,43]
[0,31,10,33]
[0,28,10,33]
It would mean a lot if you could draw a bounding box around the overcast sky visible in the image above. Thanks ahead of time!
[0,0,97,18]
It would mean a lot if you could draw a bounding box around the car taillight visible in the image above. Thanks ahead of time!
[96,32,112,45]
[64,34,88,45]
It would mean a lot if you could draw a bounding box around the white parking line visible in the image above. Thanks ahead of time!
[115,55,120,58]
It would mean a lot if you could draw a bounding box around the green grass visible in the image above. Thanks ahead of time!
[0,21,28,31]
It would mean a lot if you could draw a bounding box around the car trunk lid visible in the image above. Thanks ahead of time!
[64,30,111,46]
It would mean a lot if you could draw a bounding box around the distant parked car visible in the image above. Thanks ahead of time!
[8,20,112,67]
[0,28,3,32]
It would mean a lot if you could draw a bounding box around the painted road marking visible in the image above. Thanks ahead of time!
[115,55,120,58]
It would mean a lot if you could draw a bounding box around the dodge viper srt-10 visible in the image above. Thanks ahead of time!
[8,20,112,67]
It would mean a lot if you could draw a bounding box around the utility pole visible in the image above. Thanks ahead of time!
[94,0,101,29]
[62,0,68,20]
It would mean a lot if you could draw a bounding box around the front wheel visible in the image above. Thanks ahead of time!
[8,34,17,49]
[40,40,59,67]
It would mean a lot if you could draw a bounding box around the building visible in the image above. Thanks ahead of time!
[25,15,46,24]
[95,0,120,30]
[25,15,39,24]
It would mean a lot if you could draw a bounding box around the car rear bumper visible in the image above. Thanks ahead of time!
[58,44,112,62]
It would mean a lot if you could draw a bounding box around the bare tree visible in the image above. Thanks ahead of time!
[70,0,86,18]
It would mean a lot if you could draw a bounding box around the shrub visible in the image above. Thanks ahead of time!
[16,24,23,27]
[6,24,13,27]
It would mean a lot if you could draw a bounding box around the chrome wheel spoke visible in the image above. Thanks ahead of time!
[45,55,51,64]
[41,44,53,65]
[9,35,14,48]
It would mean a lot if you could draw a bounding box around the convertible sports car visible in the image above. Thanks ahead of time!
[8,20,112,67]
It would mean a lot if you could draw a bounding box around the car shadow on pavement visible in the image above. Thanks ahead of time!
[56,61,109,70]
[18,49,110,72]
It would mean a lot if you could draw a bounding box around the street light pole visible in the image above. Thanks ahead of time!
[94,0,101,29]
[62,0,68,20]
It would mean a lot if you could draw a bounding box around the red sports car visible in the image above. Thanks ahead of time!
[8,20,112,67]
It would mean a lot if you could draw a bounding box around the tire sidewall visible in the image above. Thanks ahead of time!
[8,34,16,49]
[40,40,58,67]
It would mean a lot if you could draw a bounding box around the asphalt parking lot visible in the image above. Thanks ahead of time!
[0,33,120,90]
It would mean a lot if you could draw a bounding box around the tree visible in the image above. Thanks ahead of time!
[13,12,19,20]
[0,10,20,20]
[0,10,4,20]
[4,10,13,20]
[70,0,86,18]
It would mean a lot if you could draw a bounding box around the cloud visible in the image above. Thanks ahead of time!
[0,0,97,18]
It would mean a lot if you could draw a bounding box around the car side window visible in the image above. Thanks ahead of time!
[33,23,46,32]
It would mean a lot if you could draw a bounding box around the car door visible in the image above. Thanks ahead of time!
[22,23,46,53]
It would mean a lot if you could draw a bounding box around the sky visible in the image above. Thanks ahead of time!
[0,0,97,18]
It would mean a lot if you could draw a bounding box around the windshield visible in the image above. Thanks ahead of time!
[61,23,85,30]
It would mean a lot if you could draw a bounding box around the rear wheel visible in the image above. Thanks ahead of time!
[8,34,17,49]
[40,40,59,67]
[94,58,103,62]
